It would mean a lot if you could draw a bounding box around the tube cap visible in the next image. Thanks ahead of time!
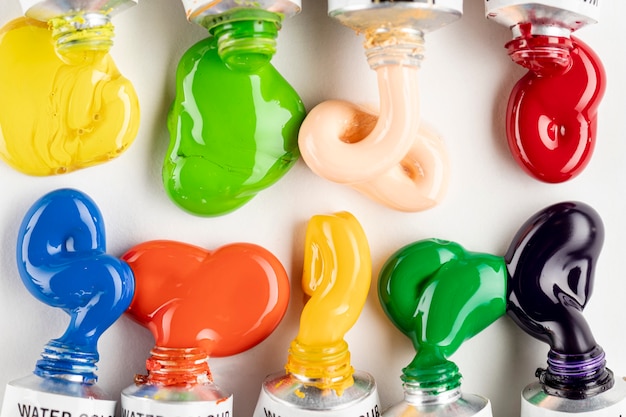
[181,0,301,24]
[19,0,137,22]
[328,0,463,33]
[485,0,599,34]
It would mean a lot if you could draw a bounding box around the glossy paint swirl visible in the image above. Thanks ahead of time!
[17,188,134,382]
[0,18,139,175]
[164,33,305,217]
[505,201,613,398]
[506,36,605,183]
[379,239,507,388]
[122,240,290,358]
[285,212,371,394]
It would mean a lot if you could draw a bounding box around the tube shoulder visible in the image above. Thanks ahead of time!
[382,393,491,417]
[522,378,626,414]
[258,370,378,410]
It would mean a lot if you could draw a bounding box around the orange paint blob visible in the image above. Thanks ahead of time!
[122,240,290,357]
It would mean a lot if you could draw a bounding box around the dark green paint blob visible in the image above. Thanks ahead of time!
[378,239,507,390]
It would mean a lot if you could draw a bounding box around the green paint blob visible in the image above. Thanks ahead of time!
[378,239,507,391]
[164,11,305,217]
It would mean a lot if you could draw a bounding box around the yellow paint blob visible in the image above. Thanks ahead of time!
[285,212,372,394]
[0,17,139,175]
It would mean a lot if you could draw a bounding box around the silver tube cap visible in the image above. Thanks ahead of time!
[485,0,599,36]
[328,0,463,33]
[19,0,137,21]
[182,0,301,24]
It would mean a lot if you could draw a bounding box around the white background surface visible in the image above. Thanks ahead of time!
[0,0,625,416]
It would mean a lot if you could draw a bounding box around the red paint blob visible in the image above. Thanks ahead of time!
[122,240,290,357]
[506,36,606,183]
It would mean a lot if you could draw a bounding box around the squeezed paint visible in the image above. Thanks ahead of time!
[0,18,139,175]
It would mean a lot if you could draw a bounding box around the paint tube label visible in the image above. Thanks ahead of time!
[328,0,463,15]
[120,393,233,417]
[0,383,116,417]
[252,388,381,417]
[484,0,599,21]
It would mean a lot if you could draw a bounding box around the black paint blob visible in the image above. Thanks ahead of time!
[505,201,613,399]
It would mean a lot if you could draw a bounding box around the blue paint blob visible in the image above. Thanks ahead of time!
[17,188,135,383]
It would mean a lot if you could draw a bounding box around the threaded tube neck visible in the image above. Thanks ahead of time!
[207,9,281,72]
[506,34,573,76]
[537,347,614,399]
[49,12,114,61]
[135,346,213,387]
[403,381,462,406]
[401,359,462,405]
[285,339,354,394]
[35,339,99,384]
[364,27,425,69]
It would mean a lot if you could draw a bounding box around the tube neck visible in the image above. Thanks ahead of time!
[403,381,462,406]
[49,12,114,62]
[364,27,425,70]
[285,340,354,395]
[205,9,282,72]
[34,339,99,384]
[135,347,213,387]
[537,346,614,400]
[506,24,574,76]
[401,360,462,405]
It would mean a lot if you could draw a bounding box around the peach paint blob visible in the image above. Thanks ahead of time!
[0,17,139,175]
[298,64,449,212]
[122,240,290,357]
